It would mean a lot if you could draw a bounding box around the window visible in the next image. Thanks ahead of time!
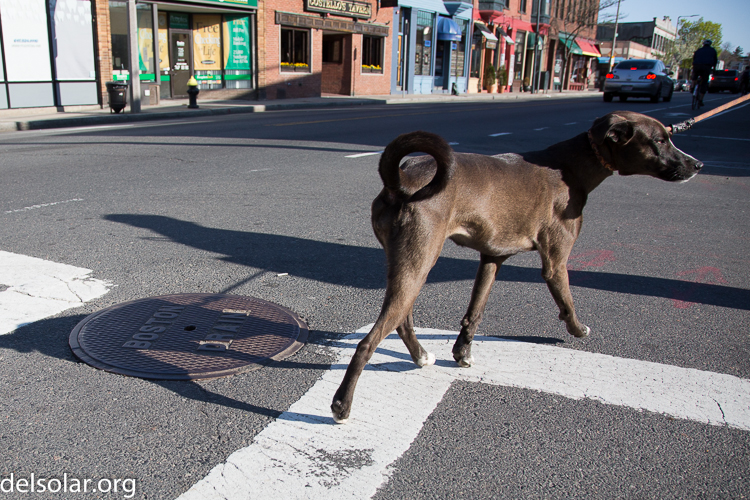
[415,11,434,76]
[450,19,467,77]
[280,27,310,72]
[519,0,527,13]
[323,36,343,64]
[362,36,384,73]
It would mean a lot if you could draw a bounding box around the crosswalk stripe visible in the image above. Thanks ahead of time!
[0,251,111,335]
[178,325,750,499]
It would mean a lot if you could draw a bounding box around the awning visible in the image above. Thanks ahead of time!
[575,38,601,57]
[497,27,514,45]
[473,20,498,48]
[443,1,473,20]
[558,34,583,55]
[511,18,534,33]
[397,0,449,15]
[437,17,462,41]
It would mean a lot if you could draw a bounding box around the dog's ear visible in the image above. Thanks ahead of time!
[590,113,635,145]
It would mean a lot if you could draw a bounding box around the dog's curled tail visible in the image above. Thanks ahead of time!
[378,130,455,202]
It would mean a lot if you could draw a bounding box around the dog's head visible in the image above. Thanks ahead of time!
[589,111,703,182]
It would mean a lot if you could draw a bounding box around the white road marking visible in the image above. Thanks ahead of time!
[346,151,383,158]
[4,198,84,214]
[564,122,578,125]
[0,251,111,335]
[534,127,549,131]
[179,325,750,500]
[489,132,512,137]
[689,135,750,142]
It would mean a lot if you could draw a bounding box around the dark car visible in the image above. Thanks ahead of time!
[708,69,741,93]
[602,59,674,102]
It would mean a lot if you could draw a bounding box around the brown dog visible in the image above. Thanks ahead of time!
[331,110,703,423]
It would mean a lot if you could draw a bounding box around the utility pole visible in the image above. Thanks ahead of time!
[533,0,543,92]
[608,0,621,73]
[127,0,141,113]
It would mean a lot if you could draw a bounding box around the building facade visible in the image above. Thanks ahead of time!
[597,17,677,61]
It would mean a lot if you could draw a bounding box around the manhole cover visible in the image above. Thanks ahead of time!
[69,294,308,380]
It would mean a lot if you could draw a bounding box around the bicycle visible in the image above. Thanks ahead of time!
[691,75,702,110]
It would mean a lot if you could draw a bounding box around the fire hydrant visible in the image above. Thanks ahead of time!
[187,76,199,109]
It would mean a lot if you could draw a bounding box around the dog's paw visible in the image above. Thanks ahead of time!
[455,354,475,368]
[331,400,350,424]
[416,352,436,367]
[572,325,590,338]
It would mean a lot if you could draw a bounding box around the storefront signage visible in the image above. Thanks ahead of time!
[193,14,222,71]
[276,11,388,36]
[0,0,52,82]
[224,15,252,71]
[178,0,257,9]
[305,0,372,20]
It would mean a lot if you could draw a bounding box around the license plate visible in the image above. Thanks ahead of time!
[621,85,633,91]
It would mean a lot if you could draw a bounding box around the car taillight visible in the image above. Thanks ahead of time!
[735,77,739,81]
[639,73,657,80]
[606,73,615,79]
[630,67,638,70]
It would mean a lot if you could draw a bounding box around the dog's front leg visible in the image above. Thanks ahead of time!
[539,244,590,338]
[453,254,508,367]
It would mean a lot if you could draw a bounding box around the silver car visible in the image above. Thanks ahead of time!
[603,59,674,103]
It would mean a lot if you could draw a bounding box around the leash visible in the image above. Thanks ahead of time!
[668,92,750,134]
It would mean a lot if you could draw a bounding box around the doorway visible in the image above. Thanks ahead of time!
[170,30,192,97]
[321,33,351,95]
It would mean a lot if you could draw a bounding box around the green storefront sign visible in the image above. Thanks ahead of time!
[224,15,251,72]
[179,0,258,9]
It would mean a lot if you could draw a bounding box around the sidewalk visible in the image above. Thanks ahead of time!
[0,89,601,133]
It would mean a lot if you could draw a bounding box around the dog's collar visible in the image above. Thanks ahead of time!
[587,130,616,172]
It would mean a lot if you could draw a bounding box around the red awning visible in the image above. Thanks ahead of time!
[511,19,535,33]
[575,38,601,57]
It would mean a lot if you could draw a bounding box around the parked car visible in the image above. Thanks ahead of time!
[674,79,690,91]
[602,59,675,103]
[708,69,741,93]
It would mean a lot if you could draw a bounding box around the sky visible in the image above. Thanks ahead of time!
[599,0,749,55]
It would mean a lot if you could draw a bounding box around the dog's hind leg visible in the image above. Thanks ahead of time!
[397,310,436,367]
[332,243,440,423]
[453,254,508,367]
[539,244,590,338]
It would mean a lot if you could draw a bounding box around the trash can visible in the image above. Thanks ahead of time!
[105,81,128,113]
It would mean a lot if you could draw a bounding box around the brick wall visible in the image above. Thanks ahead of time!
[260,0,393,99]
[93,0,113,107]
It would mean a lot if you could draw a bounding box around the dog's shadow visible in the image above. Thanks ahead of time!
[105,214,750,311]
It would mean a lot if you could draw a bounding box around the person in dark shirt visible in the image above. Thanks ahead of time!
[692,40,718,107]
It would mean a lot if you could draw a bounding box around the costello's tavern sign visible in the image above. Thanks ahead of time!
[305,0,372,19]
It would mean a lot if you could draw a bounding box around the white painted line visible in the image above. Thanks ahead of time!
[0,251,111,335]
[247,168,272,173]
[179,325,750,500]
[699,100,750,121]
[534,127,549,131]
[448,142,459,146]
[4,198,83,214]
[564,122,578,125]
[346,151,383,158]
[489,132,512,137]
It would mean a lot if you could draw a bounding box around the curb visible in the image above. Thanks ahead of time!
[0,91,601,133]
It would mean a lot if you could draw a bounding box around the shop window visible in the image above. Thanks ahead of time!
[415,11,434,76]
[519,0,527,13]
[362,36,383,74]
[470,33,482,78]
[280,27,310,72]
[450,19,467,77]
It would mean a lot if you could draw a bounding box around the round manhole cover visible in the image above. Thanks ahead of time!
[69,294,308,380]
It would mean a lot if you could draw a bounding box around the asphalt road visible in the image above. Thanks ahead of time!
[1,91,748,499]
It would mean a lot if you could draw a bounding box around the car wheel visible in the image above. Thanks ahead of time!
[603,92,613,102]
[619,95,628,102]
[650,86,660,103]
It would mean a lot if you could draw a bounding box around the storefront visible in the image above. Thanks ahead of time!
[0,0,98,109]
[554,33,600,90]
[389,0,471,95]
[108,0,256,101]
[262,0,391,99]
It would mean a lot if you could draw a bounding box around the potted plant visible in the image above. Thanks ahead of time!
[497,66,508,93]
[484,64,497,93]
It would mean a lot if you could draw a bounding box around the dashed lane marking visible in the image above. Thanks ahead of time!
[179,325,750,500]
[0,251,111,335]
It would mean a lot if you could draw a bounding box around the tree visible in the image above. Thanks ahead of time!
[548,0,619,92]
[674,18,722,70]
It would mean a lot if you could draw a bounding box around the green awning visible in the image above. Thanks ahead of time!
[558,33,583,55]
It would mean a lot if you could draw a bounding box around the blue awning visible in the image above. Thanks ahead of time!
[437,17,462,41]
[398,0,449,15]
